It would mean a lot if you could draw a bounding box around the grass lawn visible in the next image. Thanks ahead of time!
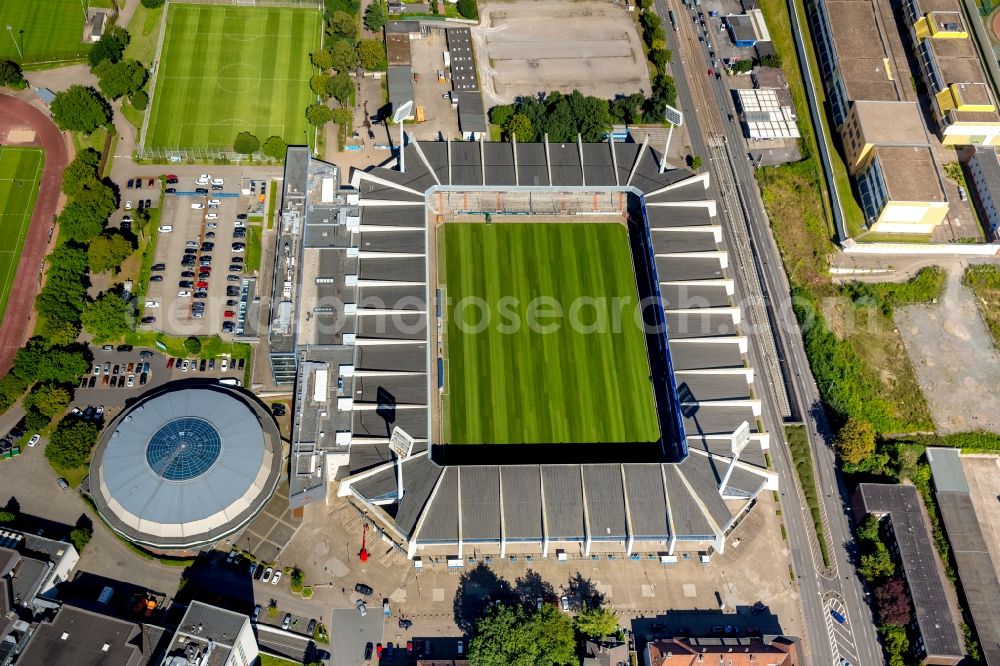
[0,0,90,63]
[244,223,262,272]
[267,181,278,229]
[785,425,830,566]
[964,264,1000,348]
[146,4,321,150]
[0,147,43,323]
[441,223,659,445]
[258,654,299,666]
[124,0,165,65]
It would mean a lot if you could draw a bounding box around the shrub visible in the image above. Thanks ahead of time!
[183,337,202,354]
[131,90,148,111]
[140,0,165,7]
[70,526,93,552]
[457,0,478,19]
[233,131,260,155]
[45,419,99,470]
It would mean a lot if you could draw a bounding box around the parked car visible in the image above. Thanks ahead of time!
[271,570,282,585]
[365,643,373,660]
[27,434,40,447]
[306,619,316,634]
[57,478,69,490]
[261,567,273,583]
[281,613,292,630]
[355,583,373,596]
[356,599,367,616]
[251,605,261,622]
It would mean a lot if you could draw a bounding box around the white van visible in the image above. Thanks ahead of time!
[191,203,206,210]
[211,178,224,186]
[158,225,173,232]
[144,300,159,308]
[196,174,210,185]
[218,377,241,386]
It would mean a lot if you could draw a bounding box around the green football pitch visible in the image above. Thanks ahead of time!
[441,223,660,445]
[146,4,321,150]
[0,147,43,323]
[0,0,91,63]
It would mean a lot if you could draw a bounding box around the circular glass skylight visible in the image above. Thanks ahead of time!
[145,417,222,481]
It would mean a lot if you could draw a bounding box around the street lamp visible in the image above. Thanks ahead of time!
[5,25,22,60]
[393,100,413,173]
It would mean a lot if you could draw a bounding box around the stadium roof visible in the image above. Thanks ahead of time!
[329,138,775,555]
[91,385,282,549]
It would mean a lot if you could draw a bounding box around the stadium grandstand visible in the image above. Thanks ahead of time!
[268,139,775,562]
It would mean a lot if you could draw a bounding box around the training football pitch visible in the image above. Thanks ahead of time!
[441,223,660,445]
[0,0,90,63]
[146,4,321,150]
[0,147,43,322]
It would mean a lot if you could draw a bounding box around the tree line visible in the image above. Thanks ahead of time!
[489,87,678,144]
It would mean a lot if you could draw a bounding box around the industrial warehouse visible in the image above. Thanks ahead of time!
[268,140,776,562]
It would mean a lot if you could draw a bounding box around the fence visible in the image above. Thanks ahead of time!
[166,0,323,7]
[137,145,286,163]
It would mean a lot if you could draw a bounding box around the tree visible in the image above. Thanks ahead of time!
[70,526,93,552]
[0,509,15,523]
[874,578,912,626]
[573,606,619,639]
[0,373,29,414]
[880,624,909,666]
[131,89,148,111]
[62,148,101,197]
[39,317,81,347]
[489,104,515,127]
[503,113,533,141]
[262,135,287,160]
[51,85,112,134]
[45,419,99,470]
[140,0,165,8]
[457,0,478,19]
[88,25,130,67]
[835,417,876,466]
[859,544,895,582]
[327,72,353,105]
[730,58,754,74]
[364,0,389,32]
[88,233,133,273]
[357,39,385,71]
[12,342,89,384]
[688,154,703,170]
[233,131,261,155]
[0,59,26,89]
[95,58,148,100]
[311,49,334,70]
[329,40,358,73]
[331,107,353,127]
[59,199,107,243]
[650,48,672,74]
[469,604,575,666]
[759,53,781,68]
[609,93,645,124]
[327,10,358,40]
[36,245,88,324]
[310,73,332,98]
[306,103,334,126]
[24,383,72,419]
[82,292,133,342]
[183,337,202,354]
[637,0,653,8]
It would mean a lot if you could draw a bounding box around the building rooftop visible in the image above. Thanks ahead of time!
[162,601,254,666]
[15,605,142,666]
[856,483,964,660]
[646,635,799,665]
[824,0,904,102]
[851,100,928,145]
[926,449,1000,666]
[873,145,946,202]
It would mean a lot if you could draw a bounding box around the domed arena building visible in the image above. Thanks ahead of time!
[90,384,282,551]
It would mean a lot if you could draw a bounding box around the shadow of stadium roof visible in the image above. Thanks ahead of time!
[338,138,772,547]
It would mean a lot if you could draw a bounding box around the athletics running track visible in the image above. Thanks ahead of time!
[0,94,68,374]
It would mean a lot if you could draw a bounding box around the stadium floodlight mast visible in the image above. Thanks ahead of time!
[660,103,684,174]
[718,421,751,497]
[393,100,413,173]
[389,426,415,500]
[5,26,21,60]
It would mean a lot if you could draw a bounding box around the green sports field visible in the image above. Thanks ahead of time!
[0,0,91,63]
[441,223,660,445]
[0,147,43,322]
[146,4,321,150]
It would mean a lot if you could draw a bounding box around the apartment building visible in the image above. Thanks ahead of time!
[902,0,1000,146]
[806,0,950,232]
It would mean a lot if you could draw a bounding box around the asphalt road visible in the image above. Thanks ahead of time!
[658,1,882,664]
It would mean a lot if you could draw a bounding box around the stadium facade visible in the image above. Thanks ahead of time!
[89,384,283,550]
[270,141,776,561]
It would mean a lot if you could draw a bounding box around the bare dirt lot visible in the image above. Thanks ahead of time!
[473,0,652,106]
[895,265,1000,434]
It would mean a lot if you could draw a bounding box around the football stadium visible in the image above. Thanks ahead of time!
[89,384,282,551]
[269,141,775,561]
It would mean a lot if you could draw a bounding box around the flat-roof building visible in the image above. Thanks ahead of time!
[161,601,258,666]
[902,0,1000,146]
[805,0,952,232]
[854,483,964,665]
[15,606,143,666]
[644,635,800,665]
[962,146,1000,238]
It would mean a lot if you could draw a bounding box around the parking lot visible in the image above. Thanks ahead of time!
[472,0,651,106]
[409,31,462,141]
[141,175,252,338]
